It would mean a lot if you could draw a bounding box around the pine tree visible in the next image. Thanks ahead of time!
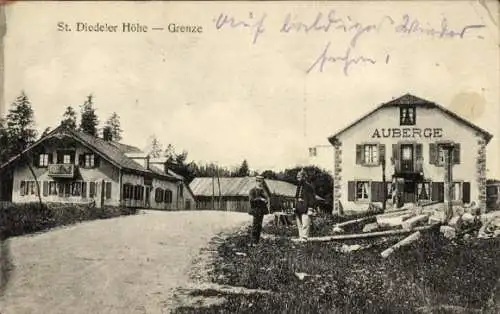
[148,136,163,158]
[164,144,176,162]
[79,94,99,136]
[61,106,77,130]
[104,112,122,141]
[6,91,37,154]
[0,119,9,164]
[236,159,250,177]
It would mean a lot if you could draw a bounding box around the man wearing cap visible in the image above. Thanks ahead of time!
[295,169,315,240]
[248,176,270,245]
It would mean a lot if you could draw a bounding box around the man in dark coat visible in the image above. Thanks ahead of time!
[248,176,269,245]
[295,169,315,240]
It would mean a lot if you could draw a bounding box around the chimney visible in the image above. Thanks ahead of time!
[164,160,168,175]
[103,127,112,141]
[145,155,150,170]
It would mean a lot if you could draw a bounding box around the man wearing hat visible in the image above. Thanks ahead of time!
[295,169,315,240]
[248,176,270,245]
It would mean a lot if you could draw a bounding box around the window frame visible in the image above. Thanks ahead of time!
[400,105,416,126]
[355,180,371,202]
[84,153,96,168]
[363,144,379,166]
[39,153,50,167]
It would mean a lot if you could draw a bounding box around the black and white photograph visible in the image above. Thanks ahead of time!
[0,1,499,313]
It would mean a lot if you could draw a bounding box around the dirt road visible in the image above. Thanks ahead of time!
[0,210,256,314]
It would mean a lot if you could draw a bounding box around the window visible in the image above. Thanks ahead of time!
[309,147,317,157]
[63,154,71,164]
[178,184,184,198]
[430,143,460,166]
[84,154,95,168]
[437,145,446,166]
[364,145,378,165]
[155,188,164,202]
[164,189,173,203]
[417,182,431,200]
[20,180,39,196]
[49,182,57,195]
[356,144,384,166]
[451,182,462,201]
[356,181,370,201]
[400,106,416,125]
[39,154,50,167]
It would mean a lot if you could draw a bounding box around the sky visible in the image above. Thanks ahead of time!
[2,1,499,174]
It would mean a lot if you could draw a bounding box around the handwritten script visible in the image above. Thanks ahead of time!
[212,10,486,76]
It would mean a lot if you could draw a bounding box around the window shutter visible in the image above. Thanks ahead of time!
[462,182,470,203]
[82,182,87,198]
[453,143,461,164]
[431,182,444,202]
[392,144,400,172]
[94,155,101,167]
[429,143,437,165]
[105,182,112,199]
[70,152,75,164]
[379,145,386,165]
[47,153,53,164]
[43,181,49,196]
[355,145,363,165]
[371,182,383,202]
[34,154,40,168]
[347,181,356,201]
[89,182,96,197]
[415,144,423,172]
[20,181,25,196]
[78,154,84,166]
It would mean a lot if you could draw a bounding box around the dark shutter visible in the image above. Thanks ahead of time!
[462,182,470,203]
[20,181,25,196]
[94,155,101,167]
[89,182,96,197]
[431,182,444,202]
[105,182,112,199]
[34,153,40,168]
[392,144,401,172]
[371,182,384,202]
[356,145,363,165]
[415,144,423,172]
[82,182,87,198]
[453,143,461,164]
[69,152,75,164]
[379,144,386,165]
[48,153,53,164]
[43,181,49,196]
[429,143,437,165]
[348,181,356,201]
[79,154,84,166]
[57,152,63,164]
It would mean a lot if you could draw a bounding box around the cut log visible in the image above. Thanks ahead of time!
[381,231,421,258]
[363,222,379,233]
[333,216,376,228]
[294,224,439,243]
[401,214,430,231]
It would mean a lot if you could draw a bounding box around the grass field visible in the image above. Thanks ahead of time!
[174,214,500,313]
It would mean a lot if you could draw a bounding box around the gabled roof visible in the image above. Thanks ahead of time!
[328,93,493,145]
[265,179,297,198]
[0,125,179,181]
[189,176,259,197]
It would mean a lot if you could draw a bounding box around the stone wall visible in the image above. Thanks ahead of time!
[333,141,343,215]
[476,133,487,213]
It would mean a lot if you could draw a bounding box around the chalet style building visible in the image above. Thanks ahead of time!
[328,93,492,214]
[0,125,196,210]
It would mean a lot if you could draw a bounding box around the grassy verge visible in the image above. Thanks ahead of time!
[0,202,137,238]
[174,214,500,313]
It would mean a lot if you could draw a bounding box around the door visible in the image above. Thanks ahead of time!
[400,144,414,172]
[145,187,151,208]
[403,181,416,203]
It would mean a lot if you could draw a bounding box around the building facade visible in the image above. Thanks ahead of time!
[0,125,195,210]
[328,94,492,214]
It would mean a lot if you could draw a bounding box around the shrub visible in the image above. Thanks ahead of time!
[0,202,137,237]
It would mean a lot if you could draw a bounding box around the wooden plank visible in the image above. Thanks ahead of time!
[401,214,430,231]
[294,224,438,243]
[381,231,421,258]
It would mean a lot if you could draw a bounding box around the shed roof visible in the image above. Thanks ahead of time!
[189,176,257,197]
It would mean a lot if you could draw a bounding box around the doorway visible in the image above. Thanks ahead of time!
[400,144,414,172]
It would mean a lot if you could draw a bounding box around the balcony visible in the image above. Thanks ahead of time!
[48,164,76,178]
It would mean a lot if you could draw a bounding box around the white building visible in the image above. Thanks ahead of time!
[328,93,492,214]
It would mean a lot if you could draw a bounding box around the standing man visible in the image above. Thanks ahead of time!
[295,169,315,241]
[248,176,269,246]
